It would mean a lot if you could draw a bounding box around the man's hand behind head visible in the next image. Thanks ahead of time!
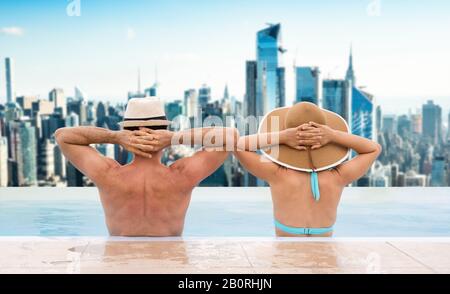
[132,128,174,153]
[115,129,160,158]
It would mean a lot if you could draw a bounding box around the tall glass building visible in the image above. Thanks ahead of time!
[256,23,285,116]
[0,137,8,187]
[245,61,258,118]
[322,79,351,122]
[165,100,183,121]
[430,156,446,186]
[9,121,37,186]
[5,57,16,103]
[351,87,374,140]
[295,67,321,105]
[422,100,442,145]
[198,85,211,109]
[183,89,197,118]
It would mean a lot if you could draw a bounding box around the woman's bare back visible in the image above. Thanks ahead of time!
[269,167,345,236]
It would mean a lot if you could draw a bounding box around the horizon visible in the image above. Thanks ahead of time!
[0,0,450,115]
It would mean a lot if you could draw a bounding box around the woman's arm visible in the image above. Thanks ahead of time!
[232,125,310,183]
[301,122,382,186]
[236,124,310,151]
[134,127,239,151]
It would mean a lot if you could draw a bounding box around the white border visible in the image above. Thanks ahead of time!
[257,106,351,172]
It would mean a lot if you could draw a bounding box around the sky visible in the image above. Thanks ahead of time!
[0,0,449,115]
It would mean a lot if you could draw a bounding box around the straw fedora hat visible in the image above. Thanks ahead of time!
[119,98,171,128]
[258,102,350,172]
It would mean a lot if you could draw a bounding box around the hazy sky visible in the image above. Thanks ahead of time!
[0,0,449,115]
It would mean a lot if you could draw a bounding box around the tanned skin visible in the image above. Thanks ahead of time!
[55,126,237,236]
[233,122,382,237]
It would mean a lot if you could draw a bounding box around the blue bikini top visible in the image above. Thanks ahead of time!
[307,148,320,202]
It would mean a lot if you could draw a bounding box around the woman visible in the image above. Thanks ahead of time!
[235,102,381,237]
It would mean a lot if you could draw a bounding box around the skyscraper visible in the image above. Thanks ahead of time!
[53,144,66,181]
[66,112,80,127]
[49,88,66,116]
[16,96,39,117]
[9,120,37,186]
[376,105,382,134]
[322,79,351,122]
[66,161,84,187]
[221,84,232,114]
[430,156,446,186]
[351,87,374,140]
[38,139,55,181]
[448,111,450,140]
[382,115,397,134]
[245,61,257,120]
[67,99,87,125]
[345,45,356,86]
[165,100,183,121]
[256,23,286,116]
[74,86,88,101]
[295,67,321,105]
[276,67,285,108]
[32,100,54,116]
[198,85,211,109]
[422,100,442,145]
[5,57,16,103]
[0,137,8,187]
[41,113,65,140]
[184,89,197,118]
[96,144,115,158]
[411,113,422,134]
[397,115,412,138]
[128,69,146,100]
[96,102,107,127]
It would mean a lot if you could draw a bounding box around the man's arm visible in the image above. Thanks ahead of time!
[55,127,152,184]
[301,122,382,186]
[168,127,237,186]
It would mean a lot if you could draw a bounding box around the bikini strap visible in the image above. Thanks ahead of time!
[306,147,320,202]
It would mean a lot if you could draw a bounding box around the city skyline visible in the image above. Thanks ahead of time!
[1,0,450,115]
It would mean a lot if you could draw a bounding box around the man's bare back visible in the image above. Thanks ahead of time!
[97,158,194,236]
[55,126,234,237]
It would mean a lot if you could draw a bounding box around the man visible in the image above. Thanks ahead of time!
[55,98,237,236]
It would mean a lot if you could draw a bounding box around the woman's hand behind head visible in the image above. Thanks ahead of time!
[297,121,336,150]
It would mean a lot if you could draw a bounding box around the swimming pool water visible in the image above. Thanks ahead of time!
[0,187,449,237]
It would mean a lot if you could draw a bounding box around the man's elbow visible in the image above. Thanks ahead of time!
[54,127,68,144]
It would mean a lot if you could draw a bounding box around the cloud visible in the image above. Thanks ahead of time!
[0,27,24,36]
[126,27,136,40]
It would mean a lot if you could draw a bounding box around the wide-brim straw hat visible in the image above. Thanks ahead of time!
[258,102,350,172]
[119,97,171,128]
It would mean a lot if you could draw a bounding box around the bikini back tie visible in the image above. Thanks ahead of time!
[306,147,320,202]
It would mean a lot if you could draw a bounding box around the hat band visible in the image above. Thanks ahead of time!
[124,115,168,121]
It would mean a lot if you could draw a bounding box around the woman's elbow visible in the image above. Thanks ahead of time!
[374,143,382,156]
